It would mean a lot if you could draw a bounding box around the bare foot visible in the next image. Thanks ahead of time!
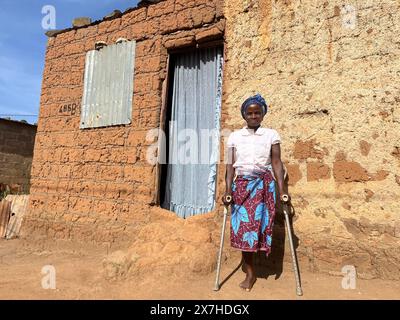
[239,274,256,292]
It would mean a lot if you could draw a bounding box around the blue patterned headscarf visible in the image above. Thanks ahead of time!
[241,93,268,119]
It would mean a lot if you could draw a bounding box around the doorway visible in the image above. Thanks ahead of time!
[159,46,224,218]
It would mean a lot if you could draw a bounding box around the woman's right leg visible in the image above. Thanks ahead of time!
[240,251,256,291]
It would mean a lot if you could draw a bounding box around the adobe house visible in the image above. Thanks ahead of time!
[25,0,400,279]
[0,118,37,193]
[26,0,226,245]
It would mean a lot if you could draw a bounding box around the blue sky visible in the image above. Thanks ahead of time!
[0,0,139,124]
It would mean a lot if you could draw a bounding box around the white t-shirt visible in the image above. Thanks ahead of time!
[227,126,281,175]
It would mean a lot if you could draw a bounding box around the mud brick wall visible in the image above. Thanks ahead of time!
[221,0,400,279]
[24,0,225,245]
[0,119,37,192]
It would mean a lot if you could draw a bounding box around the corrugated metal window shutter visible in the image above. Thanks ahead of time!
[80,40,136,129]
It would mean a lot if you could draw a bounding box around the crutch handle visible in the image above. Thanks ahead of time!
[281,194,290,203]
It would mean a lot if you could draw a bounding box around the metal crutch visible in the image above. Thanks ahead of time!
[213,195,231,291]
[281,193,303,296]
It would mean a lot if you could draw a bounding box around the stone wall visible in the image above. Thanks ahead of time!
[221,0,400,279]
[0,119,37,193]
[24,0,225,245]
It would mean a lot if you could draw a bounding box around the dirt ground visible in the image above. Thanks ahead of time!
[1,238,399,300]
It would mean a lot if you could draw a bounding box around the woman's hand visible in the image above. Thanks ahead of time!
[222,193,233,206]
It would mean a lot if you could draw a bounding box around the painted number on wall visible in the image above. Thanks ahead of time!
[59,103,79,116]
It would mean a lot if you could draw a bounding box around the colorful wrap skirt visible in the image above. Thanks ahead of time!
[230,169,277,256]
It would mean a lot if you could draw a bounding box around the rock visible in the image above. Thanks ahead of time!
[72,17,92,28]
[138,0,164,7]
[103,250,138,280]
[45,30,64,37]
[104,10,122,21]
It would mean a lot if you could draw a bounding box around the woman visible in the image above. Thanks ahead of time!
[222,93,288,292]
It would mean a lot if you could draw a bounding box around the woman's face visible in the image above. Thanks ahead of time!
[244,103,264,127]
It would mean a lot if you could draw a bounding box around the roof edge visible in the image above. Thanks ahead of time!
[0,118,37,128]
[45,1,166,38]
